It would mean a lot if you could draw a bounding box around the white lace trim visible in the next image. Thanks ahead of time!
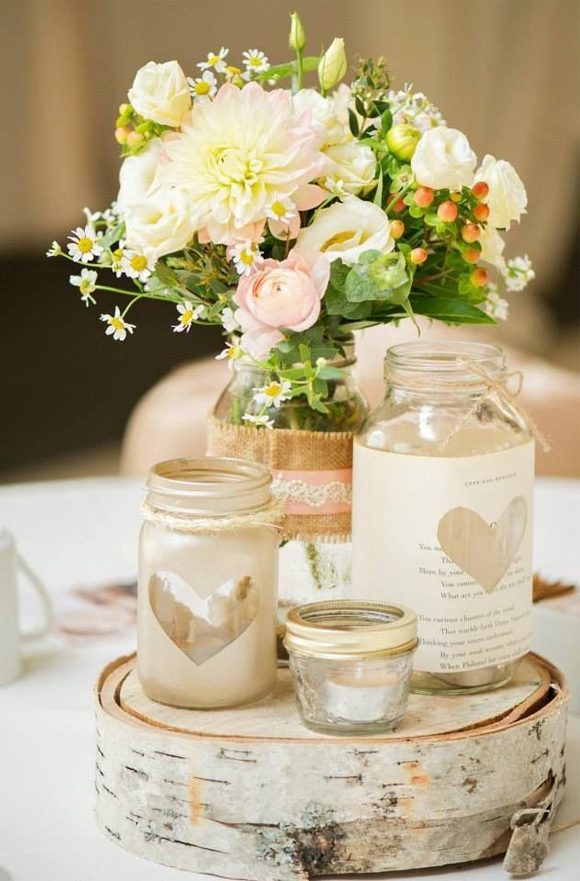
[271,476,352,508]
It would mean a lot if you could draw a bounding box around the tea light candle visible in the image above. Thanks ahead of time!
[285,600,417,735]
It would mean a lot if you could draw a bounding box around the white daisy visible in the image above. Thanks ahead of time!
[242,413,275,429]
[265,195,297,225]
[252,380,292,409]
[120,250,154,282]
[231,241,264,276]
[216,339,243,365]
[220,306,239,334]
[46,241,62,257]
[111,247,124,276]
[70,268,98,307]
[241,49,270,80]
[100,306,136,341]
[67,226,103,263]
[173,301,204,333]
[502,255,535,292]
[198,47,229,73]
[187,70,217,102]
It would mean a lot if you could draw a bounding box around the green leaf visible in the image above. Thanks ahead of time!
[410,294,496,324]
[348,108,359,137]
[345,250,411,305]
[152,260,179,288]
[329,259,350,293]
[325,285,374,319]
[378,109,393,137]
[257,56,319,81]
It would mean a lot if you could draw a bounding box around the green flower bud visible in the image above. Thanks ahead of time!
[385,124,421,161]
[289,11,306,52]
[318,38,347,92]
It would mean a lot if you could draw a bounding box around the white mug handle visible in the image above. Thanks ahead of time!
[17,555,54,641]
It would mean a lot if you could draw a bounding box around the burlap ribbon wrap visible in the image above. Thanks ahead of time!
[207,413,354,542]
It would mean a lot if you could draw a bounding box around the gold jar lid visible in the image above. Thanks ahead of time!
[284,600,418,660]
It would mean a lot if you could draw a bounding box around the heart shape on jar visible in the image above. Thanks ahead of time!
[437,496,528,593]
[149,570,259,665]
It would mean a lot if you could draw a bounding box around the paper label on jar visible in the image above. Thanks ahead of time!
[352,441,534,673]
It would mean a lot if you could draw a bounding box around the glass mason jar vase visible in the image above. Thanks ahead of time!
[138,457,279,708]
[211,343,369,655]
[352,342,534,694]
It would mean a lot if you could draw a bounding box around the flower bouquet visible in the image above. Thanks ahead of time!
[48,12,534,611]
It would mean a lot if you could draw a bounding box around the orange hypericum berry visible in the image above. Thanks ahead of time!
[391,220,405,239]
[437,200,458,222]
[463,247,480,264]
[115,126,130,145]
[461,223,481,243]
[410,247,428,265]
[471,268,488,287]
[391,197,406,213]
[473,202,490,222]
[472,181,490,200]
[414,187,434,208]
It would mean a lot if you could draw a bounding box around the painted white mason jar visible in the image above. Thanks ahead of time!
[352,342,534,694]
[138,457,279,708]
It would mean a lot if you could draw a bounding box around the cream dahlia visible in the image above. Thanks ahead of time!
[159,82,326,244]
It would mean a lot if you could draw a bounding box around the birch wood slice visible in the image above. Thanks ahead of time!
[96,653,568,881]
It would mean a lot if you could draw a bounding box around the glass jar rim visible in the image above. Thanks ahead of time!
[146,456,272,515]
[385,341,505,388]
[284,600,417,659]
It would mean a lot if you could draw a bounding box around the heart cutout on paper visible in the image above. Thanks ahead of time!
[149,570,259,665]
[437,496,528,593]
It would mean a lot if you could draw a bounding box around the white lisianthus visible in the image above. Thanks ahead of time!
[479,225,506,269]
[116,138,165,215]
[293,86,351,146]
[124,188,198,263]
[411,126,476,190]
[128,60,191,128]
[297,195,394,266]
[322,140,376,195]
[475,155,527,231]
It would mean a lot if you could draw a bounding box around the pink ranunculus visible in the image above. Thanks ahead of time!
[233,250,330,358]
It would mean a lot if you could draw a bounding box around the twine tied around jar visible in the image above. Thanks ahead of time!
[438,360,551,453]
[141,498,283,534]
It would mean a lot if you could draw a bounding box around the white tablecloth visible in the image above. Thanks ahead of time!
[0,476,579,881]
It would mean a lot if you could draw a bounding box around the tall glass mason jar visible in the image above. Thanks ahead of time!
[352,342,534,694]
[138,457,279,708]
[212,342,368,649]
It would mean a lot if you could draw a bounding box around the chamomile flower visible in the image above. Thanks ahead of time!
[173,301,204,333]
[242,50,270,80]
[46,241,62,257]
[265,195,297,225]
[220,307,239,334]
[502,255,535,292]
[242,413,275,429]
[111,247,125,276]
[483,285,509,321]
[252,380,292,409]
[387,84,446,131]
[224,65,244,86]
[187,70,217,102]
[198,47,229,73]
[120,250,154,282]
[231,241,264,276]
[70,268,98,307]
[216,338,243,365]
[67,226,103,263]
[100,306,136,342]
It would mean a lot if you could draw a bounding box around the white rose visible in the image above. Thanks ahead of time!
[124,188,198,263]
[293,86,351,146]
[117,138,164,215]
[297,195,394,266]
[128,60,191,128]
[323,140,376,194]
[475,154,527,230]
[479,225,506,269]
[411,126,476,190]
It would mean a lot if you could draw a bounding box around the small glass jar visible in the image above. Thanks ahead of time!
[138,457,279,709]
[284,600,417,735]
[352,342,534,695]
